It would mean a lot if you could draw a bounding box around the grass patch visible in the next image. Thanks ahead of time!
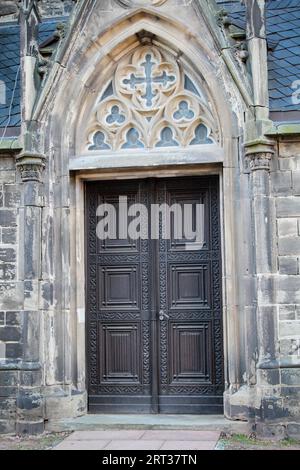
[0,432,70,451]
[219,433,300,450]
[280,437,300,448]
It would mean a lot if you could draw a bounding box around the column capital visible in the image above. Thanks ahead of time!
[244,139,275,172]
[248,151,273,172]
[16,151,46,182]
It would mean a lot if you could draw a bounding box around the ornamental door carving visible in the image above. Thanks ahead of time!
[86,177,224,413]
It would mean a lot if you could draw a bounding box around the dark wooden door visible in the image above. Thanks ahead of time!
[156,178,224,413]
[86,177,223,414]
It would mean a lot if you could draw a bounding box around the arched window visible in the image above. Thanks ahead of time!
[86,46,217,151]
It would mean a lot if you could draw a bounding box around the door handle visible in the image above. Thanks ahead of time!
[159,310,169,321]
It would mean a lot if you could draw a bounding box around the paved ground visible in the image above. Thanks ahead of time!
[54,430,220,450]
[0,432,300,450]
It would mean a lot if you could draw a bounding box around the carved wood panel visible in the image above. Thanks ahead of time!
[157,177,224,413]
[86,177,223,413]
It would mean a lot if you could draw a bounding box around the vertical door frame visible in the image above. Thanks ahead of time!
[71,163,231,414]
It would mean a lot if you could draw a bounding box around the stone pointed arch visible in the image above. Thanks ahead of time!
[33,6,250,166]
[30,2,254,424]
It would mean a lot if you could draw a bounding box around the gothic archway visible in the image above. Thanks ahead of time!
[33,7,251,421]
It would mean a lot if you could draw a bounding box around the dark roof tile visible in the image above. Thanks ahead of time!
[218,0,300,113]
[0,18,62,132]
[0,4,299,131]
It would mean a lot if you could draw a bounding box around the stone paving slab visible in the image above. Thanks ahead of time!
[53,430,220,451]
[160,441,217,450]
[141,430,220,441]
[55,440,110,451]
[67,430,145,441]
[104,440,164,450]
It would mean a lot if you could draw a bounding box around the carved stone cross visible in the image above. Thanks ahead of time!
[123,53,175,108]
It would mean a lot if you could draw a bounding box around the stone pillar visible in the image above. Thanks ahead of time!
[245,0,283,430]
[15,152,45,435]
[245,141,282,431]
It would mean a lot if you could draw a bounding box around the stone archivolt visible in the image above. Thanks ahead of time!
[86,46,218,152]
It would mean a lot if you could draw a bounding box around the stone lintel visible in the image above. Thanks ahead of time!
[70,146,224,171]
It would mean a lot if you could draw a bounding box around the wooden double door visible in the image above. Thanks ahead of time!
[86,177,224,414]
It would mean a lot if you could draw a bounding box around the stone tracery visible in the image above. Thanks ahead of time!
[86,46,218,152]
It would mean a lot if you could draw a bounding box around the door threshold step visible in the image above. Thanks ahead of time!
[46,414,250,434]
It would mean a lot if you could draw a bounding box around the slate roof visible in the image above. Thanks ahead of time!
[267,1,300,112]
[218,0,300,114]
[0,18,61,135]
[0,23,21,130]
[0,3,299,134]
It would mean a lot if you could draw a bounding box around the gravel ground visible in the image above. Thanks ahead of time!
[0,433,70,450]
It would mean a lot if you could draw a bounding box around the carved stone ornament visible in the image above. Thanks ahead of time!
[115,0,168,8]
[16,152,46,182]
[248,152,273,172]
[85,46,218,152]
[0,1,19,17]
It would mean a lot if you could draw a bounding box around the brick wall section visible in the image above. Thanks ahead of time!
[272,139,300,361]
[0,157,20,432]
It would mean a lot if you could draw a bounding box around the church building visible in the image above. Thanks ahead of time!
[0,0,300,437]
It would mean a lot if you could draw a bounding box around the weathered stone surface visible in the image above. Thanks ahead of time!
[5,342,22,359]
[272,171,292,195]
[0,371,18,387]
[279,305,296,321]
[278,157,300,171]
[39,0,75,17]
[3,187,21,208]
[0,326,21,342]
[0,282,23,311]
[276,198,300,217]
[0,248,16,263]
[278,237,300,256]
[0,264,16,281]
[2,228,17,245]
[277,277,300,304]
[281,369,300,386]
[277,218,298,237]
[292,171,300,196]
[5,312,21,326]
[287,423,300,438]
[0,172,15,184]
[255,423,287,439]
[0,210,16,227]
[279,321,300,338]
[279,142,300,158]
[278,257,298,275]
